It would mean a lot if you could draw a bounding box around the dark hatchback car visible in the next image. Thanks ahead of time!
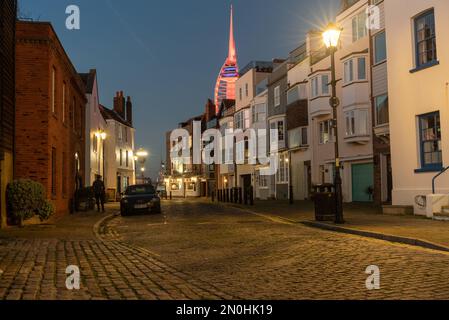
[120,184,161,216]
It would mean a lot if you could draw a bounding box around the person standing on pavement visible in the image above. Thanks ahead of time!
[93,175,106,213]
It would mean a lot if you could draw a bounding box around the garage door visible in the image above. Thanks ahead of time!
[352,163,374,202]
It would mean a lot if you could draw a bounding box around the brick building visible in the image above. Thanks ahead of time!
[15,21,86,216]
[0,0,17,228]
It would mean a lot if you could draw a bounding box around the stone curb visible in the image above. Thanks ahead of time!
[215,201,449,254]
[93,213,117,240]
[300,221,449,253]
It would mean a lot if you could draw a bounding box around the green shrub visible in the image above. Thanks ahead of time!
[37,199,54,221]
[6,179,54,226]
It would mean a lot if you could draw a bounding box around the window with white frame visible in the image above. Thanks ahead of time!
[93,134,98,153]
[258,171,268,188]
[274,86,281,107]
[345,111,356,136]
[287,83,307,104]
[252,103,266,124]
[276,153,289,184]
[311,77,319,98]
[344,60,354,83]
[319,120,334,144]
[235,111,243,130]
[344,57,367,84]
[311,74,330,98]
[345,109,369,137]
[352,10,368,42]
[288,127,308,148]
[118,125,123,141]
[270,120,285,150]
[321,75,329,95]
[236,139,245,163]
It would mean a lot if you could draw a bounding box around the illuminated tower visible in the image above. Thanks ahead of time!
[214,5,239,114]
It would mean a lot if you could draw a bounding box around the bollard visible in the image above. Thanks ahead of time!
[239,188,243,204]
[244,188,248,205]
[170,191,172,200]
[289,185,294,205]
[249,186,254,206]
[211,191,215,203]
[230,188,234,203]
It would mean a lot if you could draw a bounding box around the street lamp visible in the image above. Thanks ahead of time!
[323,23,345,224]
[135,148,149,181]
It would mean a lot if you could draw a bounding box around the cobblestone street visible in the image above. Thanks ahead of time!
[1,200,449,300]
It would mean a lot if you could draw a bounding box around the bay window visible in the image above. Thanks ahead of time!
[344,57,367,84]
[344,109,369,137]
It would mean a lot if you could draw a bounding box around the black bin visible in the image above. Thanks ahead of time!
[311,184,336,222]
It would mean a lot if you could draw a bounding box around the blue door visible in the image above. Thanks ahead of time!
[352,163,374,202]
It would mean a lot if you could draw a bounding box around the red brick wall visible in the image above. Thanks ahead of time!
[15,22,86,216]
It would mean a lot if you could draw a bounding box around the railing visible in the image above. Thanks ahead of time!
[432,166,449,194]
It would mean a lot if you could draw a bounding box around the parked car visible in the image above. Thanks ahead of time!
[120,184,161,216]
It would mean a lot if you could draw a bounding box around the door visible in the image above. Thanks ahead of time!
[352,163,374,202]
[242,175,252,190]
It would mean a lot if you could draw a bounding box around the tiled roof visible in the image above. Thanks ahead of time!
[99,104,133,128]
[79,69,96,94]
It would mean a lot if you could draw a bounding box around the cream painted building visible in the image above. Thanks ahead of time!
[100,92,136,200]
[234,61,274,193]
[309,0,375,203]
[287,43,312,201]
[80,70,107,187]
[384,0,449,215]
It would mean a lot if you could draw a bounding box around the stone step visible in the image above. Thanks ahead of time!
[382,205,414,216]
[434,207,449,221]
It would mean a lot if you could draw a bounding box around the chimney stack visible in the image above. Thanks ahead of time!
[113,91,126,119]
[126,96,133,126]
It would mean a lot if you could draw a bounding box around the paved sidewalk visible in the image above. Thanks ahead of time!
[220,200,449,251]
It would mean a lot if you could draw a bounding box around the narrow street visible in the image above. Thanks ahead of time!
[1,200,449,300]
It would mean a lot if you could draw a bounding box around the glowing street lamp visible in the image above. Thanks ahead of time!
[135,148,149,180]
[323,23,342,49]
[322,23,344,224]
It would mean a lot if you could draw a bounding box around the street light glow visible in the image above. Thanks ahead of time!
[323,23,342,49]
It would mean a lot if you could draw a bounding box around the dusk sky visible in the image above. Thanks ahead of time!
[20,0,340,179]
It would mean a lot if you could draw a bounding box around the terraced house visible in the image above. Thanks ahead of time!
[15,21,87,216]
[384,0,449,218]
[309,0,375,203]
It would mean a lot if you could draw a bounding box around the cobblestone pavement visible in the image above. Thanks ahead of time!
[1,199,449,300]
[0,212,233,300]
[111,200,449,300]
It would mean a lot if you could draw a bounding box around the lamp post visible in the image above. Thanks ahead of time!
[95,130,107,182]
[323,23,345,224]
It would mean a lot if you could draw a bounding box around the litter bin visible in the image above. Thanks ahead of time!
[311,184,336,222]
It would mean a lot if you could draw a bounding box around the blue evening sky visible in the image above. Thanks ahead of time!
[19,0,339,180]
